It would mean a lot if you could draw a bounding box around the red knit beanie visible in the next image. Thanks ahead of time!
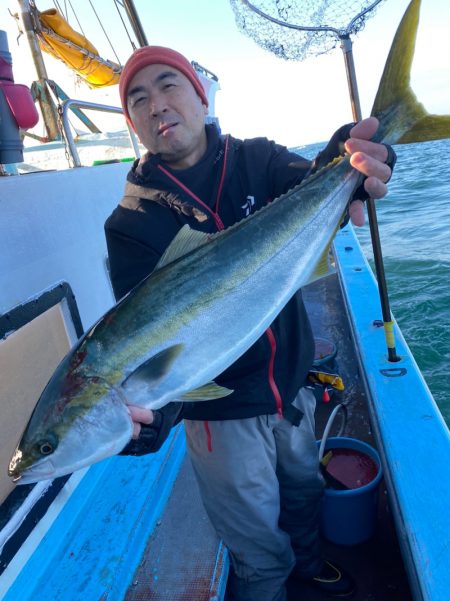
[119,45,208,125]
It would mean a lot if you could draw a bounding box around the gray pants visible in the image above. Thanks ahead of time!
[184,387,324,601]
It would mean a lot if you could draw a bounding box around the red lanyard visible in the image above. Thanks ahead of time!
[157,135,229,232]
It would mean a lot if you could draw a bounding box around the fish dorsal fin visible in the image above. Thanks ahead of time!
[122,344,184,396]
[155,225,210,270]
[181,381,234,402]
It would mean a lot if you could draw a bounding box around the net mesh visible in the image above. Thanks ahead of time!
[230,0,385,60]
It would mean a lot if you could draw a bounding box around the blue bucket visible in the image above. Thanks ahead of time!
[318,436,383,546]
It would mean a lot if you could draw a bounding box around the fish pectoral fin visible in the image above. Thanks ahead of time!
[155,225,210,270]
[122,344,184,393]
[181,381,234,402]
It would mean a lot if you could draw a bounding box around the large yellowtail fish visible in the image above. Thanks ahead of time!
[9,0,450,484]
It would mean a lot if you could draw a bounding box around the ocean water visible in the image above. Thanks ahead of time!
[295,138,450,425]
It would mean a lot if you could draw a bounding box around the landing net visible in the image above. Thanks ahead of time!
[229,0,385,60]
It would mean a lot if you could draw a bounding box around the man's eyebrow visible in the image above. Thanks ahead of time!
[127,84,146,98]
[127,71,178,97]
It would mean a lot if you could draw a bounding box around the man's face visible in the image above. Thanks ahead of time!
[127,64,208,170]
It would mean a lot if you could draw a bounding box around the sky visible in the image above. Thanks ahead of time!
[2,0,450,147]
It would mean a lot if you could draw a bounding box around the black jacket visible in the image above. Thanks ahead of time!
[105,125,315,423]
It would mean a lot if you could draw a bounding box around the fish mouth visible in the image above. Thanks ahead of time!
[10,457,56,485]
[8,448,24,480]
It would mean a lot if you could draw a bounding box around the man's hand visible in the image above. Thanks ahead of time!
[127,405,154,439]
[120,402,184,456]
[345,117,394,226]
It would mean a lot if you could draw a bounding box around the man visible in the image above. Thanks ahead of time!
[105,46,395,601]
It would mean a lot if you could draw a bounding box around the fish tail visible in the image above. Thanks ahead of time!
[371,0,450,145]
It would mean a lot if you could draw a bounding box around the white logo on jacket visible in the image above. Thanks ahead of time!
[241,195,255,217]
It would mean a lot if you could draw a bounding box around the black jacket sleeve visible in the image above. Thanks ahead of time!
[105,228,160,300]
[105,192,187,300]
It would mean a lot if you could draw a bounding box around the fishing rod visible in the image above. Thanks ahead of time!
[230,0,400,362]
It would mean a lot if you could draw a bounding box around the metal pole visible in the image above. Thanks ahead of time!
[122,0,148,47]
[340,36,362,122]
[60,99,141,167]
[16,0,60,140]
[340,35,400,362]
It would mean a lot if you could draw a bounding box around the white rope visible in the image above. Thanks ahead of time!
[318,403,348,461]
[0,480,52,554]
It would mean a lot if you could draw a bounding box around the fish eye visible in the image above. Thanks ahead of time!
[39,441,54,456]
[36,433,58,456]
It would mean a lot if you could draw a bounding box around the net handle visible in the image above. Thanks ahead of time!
[340,35,400,363]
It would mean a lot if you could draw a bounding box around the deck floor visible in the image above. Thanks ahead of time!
[125,454,226,601]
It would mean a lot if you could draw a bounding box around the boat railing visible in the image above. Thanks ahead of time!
[60,98,141,167]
